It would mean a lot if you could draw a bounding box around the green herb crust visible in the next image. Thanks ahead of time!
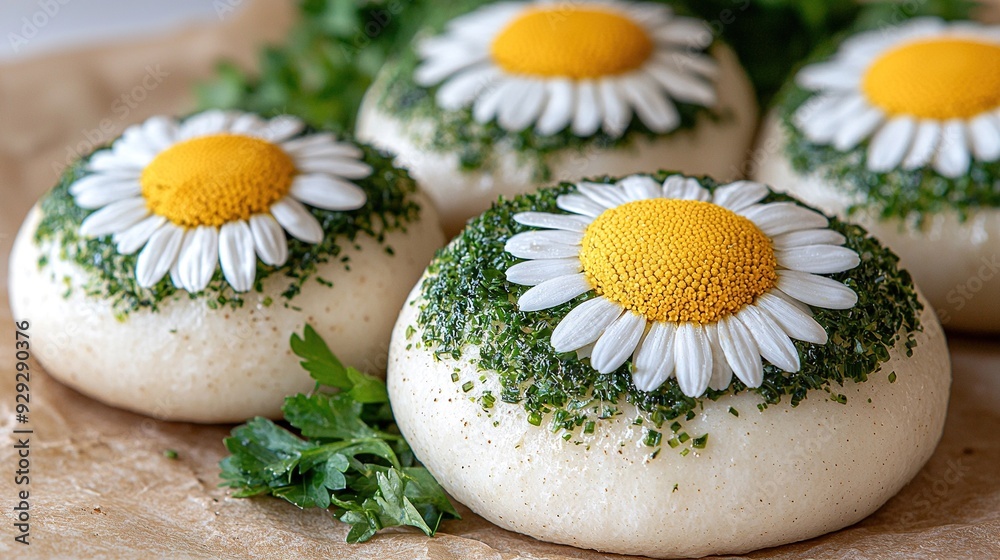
[775,41,1000,223]
[372,3,722,180]
[34,133,422,320]
[415,173,923,433]
[221,325,459,543]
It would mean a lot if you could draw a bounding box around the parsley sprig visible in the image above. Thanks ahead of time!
[220,325,459,543]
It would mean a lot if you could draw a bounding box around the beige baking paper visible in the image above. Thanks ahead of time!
[0,1,998,558]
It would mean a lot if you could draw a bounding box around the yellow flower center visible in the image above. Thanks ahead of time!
[862,38,1000,119]
[140,134,296,228]
[490,7,654,79]
[579,199,778,324]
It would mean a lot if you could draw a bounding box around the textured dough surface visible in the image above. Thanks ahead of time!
[753,115,1000,333]
[357,46,758,235]
[388,282,950,558]
[9,196,443,423]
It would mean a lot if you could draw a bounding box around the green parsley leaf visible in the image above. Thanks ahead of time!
[220,325,459,543]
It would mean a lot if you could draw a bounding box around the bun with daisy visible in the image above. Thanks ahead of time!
[387,173,949,558]
[357,0,757,235]
[754,17,1000,332]
[9,110,444,422]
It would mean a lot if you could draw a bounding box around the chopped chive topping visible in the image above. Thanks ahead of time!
[672,484,679,493]
[667,438,680,449]
[670,421,682,433]
[562,433,572,441]
[584,421,596,435]
[632,417,644,426]
[692,434,709,449]
[481,391,496,409]
[461,381,474,393]
[405,325,416,339]
[680,448,690,457]
[831,394,848,404]
[450,372,460,383]
[643,430,662,448]
[678,432,690,444]
[163,449,178,460]
[728,407,739,417]
[888,372,897,383]
[527,412,542,426]
[651,448,661,459]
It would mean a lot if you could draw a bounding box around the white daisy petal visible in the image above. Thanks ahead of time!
[79,198,149,237]
[551,297,624,353]
[228,113,267,136]
[833,105,884,151]
[902,120,942,170]
[771,229,846,249]
[259,115,305,143]
[968,113,1000,161]
[505,258,581,286]
[497,79,545,132]
[219,221,257,293]
[287,141,364,161]
[505,230,584,259]
[662,175,710,201]
[473,78,514,124]
[674,323,712,398]
[179,109,230,140]
[297,157,373,179]
[647,61,717,106]
[632,322,676,392]
[656,17,712,49]
[934,120,972,178]
[778,270,858,310]
[535,79,575,136]
[599,78,632,137]
[798,94,867,144]
[72,180,141,209]
[755,293,828,345]
[867,116,916,172]
[737,304,800,373]
[620,73,679,133]
[712,180,769,212]
[577,182,629,208]
[249,214,288,267]
[706,324,733,392]
[796,61,862,91]
[414,47,487,86]
[740,202,828,236]
[270,197,324,244]
[556,194,607,218]
[176,226,220,293]
[135,223,184,288]
[513,212,591,232]
[591,312,646,374]
[281,133,338,153]
[618,175,661,201]
[113,215,166,255]
[436,65,501,111]
[517,273,591,312]
[69,173,135,196]
[139,115,178,152]
[290,174,367,211]
[572,80,602,137]
[777,245,860,274]
[717,315,763,388]
[88,149,146,175]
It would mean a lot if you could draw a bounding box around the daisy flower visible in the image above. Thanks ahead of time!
[413,0,718,138]
[504,175,860,398]
[69,110,372,293]
[792,18,1000,178]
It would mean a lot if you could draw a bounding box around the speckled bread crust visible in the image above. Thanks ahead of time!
[357,46,758,236]
[9,194,444,423]
[753,115,1000,333]
[387,282,950,558]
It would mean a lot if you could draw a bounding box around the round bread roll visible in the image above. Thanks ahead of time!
[755,116,1000,333]
[389,289,948,559]
[8,111,444,423]
[751,17,1000,333]
[357,1,757,235]
[387,173,950,557]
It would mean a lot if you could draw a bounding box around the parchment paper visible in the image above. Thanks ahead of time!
[1,2,998,558]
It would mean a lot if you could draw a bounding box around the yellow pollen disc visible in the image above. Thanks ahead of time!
[140,134,296,228]
[490,7,654,79]
[862,38,1000,119]
[579,199,778,324]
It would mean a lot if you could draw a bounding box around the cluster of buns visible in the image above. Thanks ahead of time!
[10,4,981,558]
